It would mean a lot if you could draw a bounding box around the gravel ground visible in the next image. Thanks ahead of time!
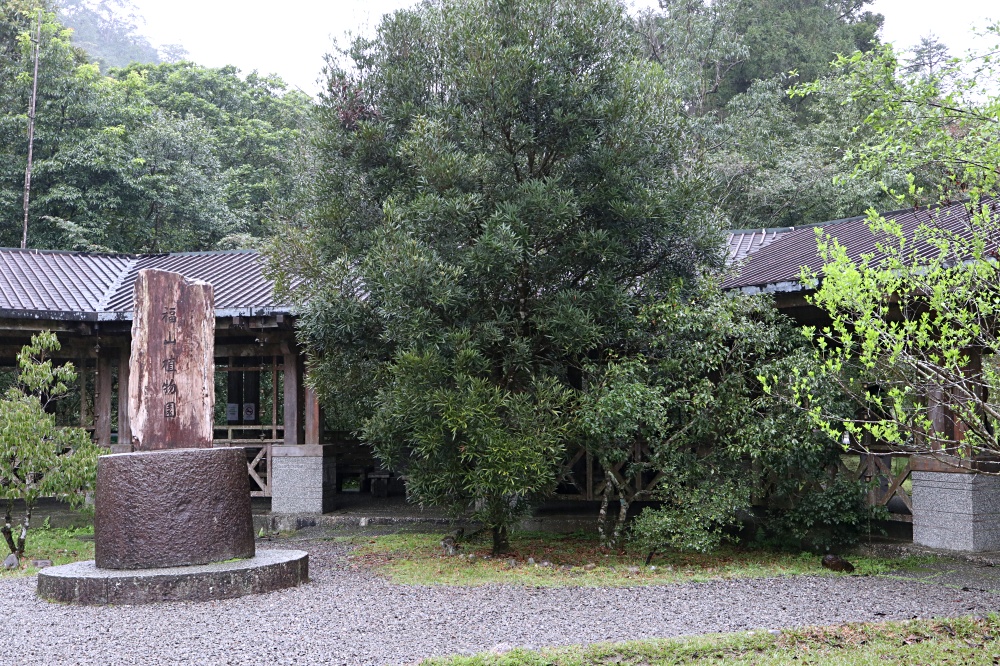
[4,538,1000,665]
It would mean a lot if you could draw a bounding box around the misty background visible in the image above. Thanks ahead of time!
[59,0,996,95]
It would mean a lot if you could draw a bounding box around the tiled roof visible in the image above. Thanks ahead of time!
[0,249,290,321]
[726,228,791,264]
[723,201,1000,292]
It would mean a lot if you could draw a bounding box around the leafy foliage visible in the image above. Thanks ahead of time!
[580,283,870,552]
[764,477,875,551]
[276,0,722,554]
[634,0,893,231]
[782,27,1000,461]
[57,0,161,71]
[0,333,103,560]
[0,2,309,251]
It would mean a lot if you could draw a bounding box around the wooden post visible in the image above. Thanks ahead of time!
[226,356,242,426]
[95,351,113,448]
[927,386,947,450]
[304,384,320,445]
[243,357,260,425]
[78,357,89,427]
[271,355,278,440]
[117,345,131,451]
[952,347,983,450]
[283,351,304,445]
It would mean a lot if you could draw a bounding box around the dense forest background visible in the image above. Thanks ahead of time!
[1,0,943,254]
[1,0,309,252]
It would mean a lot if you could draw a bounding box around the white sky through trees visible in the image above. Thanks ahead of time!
[125,0,996,95]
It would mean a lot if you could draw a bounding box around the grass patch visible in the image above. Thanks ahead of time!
[347,531,933,587]
[0,524,94,577]
[419,615,1000,665]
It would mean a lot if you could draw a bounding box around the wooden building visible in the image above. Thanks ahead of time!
[0,248,337,511]
[724,200,1000,551]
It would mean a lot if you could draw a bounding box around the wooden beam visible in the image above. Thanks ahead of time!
[117,345,131,451]
[304,383,320,445]
[0,318,91,333]
[94,351,113,448]
[283,352,304,445]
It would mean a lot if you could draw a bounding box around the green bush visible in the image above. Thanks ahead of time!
[631,477,749,555]
[755,477,883,552]
[0,333,103,561]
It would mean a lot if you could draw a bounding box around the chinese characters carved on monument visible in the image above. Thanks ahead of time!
[128,269,215,451]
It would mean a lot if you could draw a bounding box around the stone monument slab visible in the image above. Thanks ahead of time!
[128,269,215,452]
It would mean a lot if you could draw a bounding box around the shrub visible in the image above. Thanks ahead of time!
[0,333,103,562]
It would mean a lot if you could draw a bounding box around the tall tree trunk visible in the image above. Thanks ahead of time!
[598,479,612,547]
[491,524,509,556]
[612,492,629,546]
[20,11,42,249]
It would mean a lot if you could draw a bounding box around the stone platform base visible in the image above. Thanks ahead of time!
[912,471,1000,551]
[37,549,308,605]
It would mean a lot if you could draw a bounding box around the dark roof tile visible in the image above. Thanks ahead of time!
[0,249,290,320]
[723,201,1000,291]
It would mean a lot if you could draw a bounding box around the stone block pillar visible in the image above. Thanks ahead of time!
[270,445,336,514]
[912,471,1000,551]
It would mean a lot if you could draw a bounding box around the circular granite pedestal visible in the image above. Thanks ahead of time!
[95,447,255,569]
[41,447,309,604]
[37,550,308,605]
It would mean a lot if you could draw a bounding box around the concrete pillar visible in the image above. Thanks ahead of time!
[270,444,336,514]
[912,470,1000,551]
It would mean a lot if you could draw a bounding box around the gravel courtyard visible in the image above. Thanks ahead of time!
[6,537,1000,665]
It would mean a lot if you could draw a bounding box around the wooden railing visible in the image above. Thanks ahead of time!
[846,452,914,522]
[555,443,662,502]
[213,425,283,498]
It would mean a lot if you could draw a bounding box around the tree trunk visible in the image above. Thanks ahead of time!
[612,493,629,546]
[491,524,509,556]
[1,500,16,555]
[15,506,30,558]
[20,12,41,250]
[598,480,612,547]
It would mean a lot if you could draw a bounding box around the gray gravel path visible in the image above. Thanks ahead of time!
[4,539,1000,665]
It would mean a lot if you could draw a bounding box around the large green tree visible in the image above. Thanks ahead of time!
[274,0,722,553]
[634,0,892,231]
[57,0,162,70]
[110,62,312,243]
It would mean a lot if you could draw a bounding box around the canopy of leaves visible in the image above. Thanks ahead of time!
[634,0,893,231]
[0,332,102,558]
[57,0,161,71]
[274,0,723,548]
[786,27,1000,462]
[0,3,310,252]
[580,283,862,551]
